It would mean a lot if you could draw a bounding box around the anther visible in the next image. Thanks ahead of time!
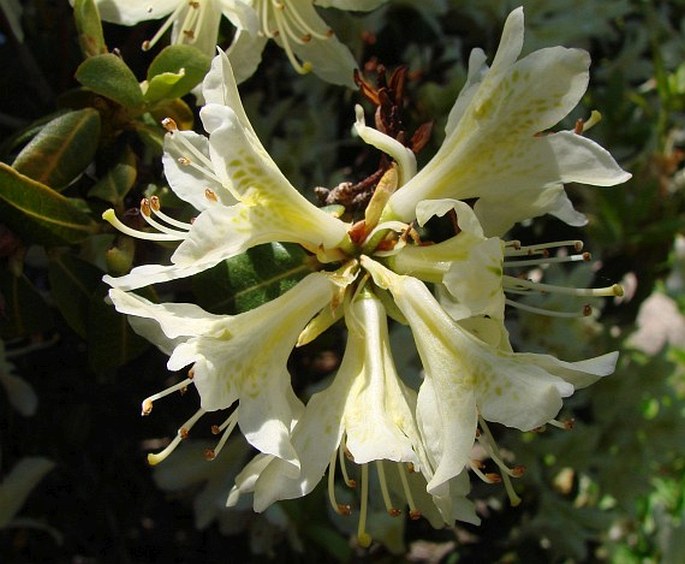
[178,156,191,166]
[204,188,218,202]
[337,504,352,516]
[142,399,153,416]
[409,510,422,520]
[211,424,220,435]
[140,198,152,217]
[162,117,178,132]
[204,448,216,461]
[583,304,592,316]
[150,196,161,212]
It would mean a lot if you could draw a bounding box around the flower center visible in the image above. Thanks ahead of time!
[254,0,334,74]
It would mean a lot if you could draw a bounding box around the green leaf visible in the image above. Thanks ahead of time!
[48,253,104,338]
[12,109,101,190]
[0,163,98,245]
[72,0,107,57]
[0,269,54,339]
[192,243,317,314]
[89,145,137,205]
[87,287,150,372]
[144,45,211,104]
[75,53,145,109]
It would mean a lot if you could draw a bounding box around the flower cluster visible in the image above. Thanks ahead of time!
[103,8,629,544]
[92,0,386,86]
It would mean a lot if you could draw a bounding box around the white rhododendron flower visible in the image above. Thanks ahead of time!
[368,7,630,236]
[92,0,387,86]
[103,7,630,544]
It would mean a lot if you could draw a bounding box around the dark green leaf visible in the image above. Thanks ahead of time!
[87,286,150,372]
[0,269,54,338]
[75,54,145,109]
[192,243,316,314]
[144,45,211,104]
[73,0,107,57]
[89,145,137,205]
[48,253,104,338]
[12,109,101,190]
[0,164,98,245]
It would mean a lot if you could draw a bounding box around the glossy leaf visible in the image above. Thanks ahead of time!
[0,163,98,245]
[48,253,104,338]
[75,54,145,109]
[0,269,54,339]
[72,0,107,58]
[192,243,316,314]
[145,45,211,104]
[12,109,101,190]
[89,145,137,205]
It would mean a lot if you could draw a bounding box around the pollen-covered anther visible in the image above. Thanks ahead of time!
[583,304,593,316]
[141,399,154,416]
[189,1,200,8]
[388,508,402,517]
[162,117,178,132]
[485,472,502,483]
[336,504,352,516]
[210,424,220,435]
[582,252,591,262]
[409,510,422,520]
[302,33,312,42]
[204,188,218,202]
[150,196,161,212]
[183,30,195,39]
[178,156,191,166]
[179,427,190,439]
[140,198,152,217]
[550,418,575,430]
[512,465,526,477]
[187,367,195,379]
[204,448,216,461]
[406,462,416,473]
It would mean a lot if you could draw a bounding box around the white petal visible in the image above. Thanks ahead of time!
[108,288,224,339]
[225,30,268,84]
[219,0,259,33]
[489,6,524,73]
[94,0,179,25]
[0,372,37,417]
[163,130,235,210]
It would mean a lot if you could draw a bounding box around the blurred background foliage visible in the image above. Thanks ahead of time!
[1,0,685,562]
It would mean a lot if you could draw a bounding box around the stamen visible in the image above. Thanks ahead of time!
[356,464,372,548]
[327,452,352,516]
[161,117,178,132]
[139,199,191,236]
[478,418,522,506]
[505,298,592,318]
[396,463,421,520]
[503,252,591,268]
[141,377,193,415]
[338,437,357,488]
[282,0,332,41]
[205,410,240,460]
[147,408,205,465]
[549,418,575,430]
[469,461,501,484]
[102,209,187,242]
[504,240,583,257]
[142,1,187,50]
[503,275,624,298]
[272,6,313,74]
[149,196,194,230]
[375,461,401,517]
